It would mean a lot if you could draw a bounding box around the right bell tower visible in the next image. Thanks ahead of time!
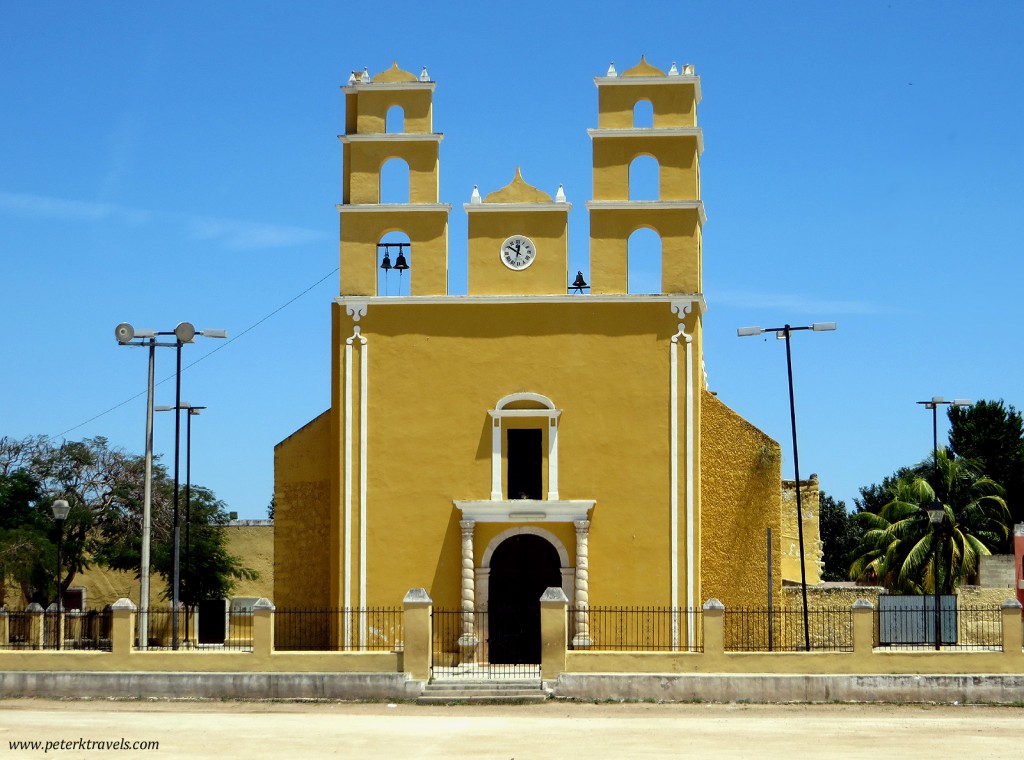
[587,57,705,295]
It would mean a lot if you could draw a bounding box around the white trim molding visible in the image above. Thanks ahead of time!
[455,499,595,523]
[464,202,572,213]
[336,293,707,310]
[336,203,452,214]
[342,81,437,94]
[586,199,707,227]
[338,133,444,144]
[592,74,702,104]
[587,127,704,155]
[487,393,562,500]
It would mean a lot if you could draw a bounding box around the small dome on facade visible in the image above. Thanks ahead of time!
[374,62,418,83]
[483,167,553,203]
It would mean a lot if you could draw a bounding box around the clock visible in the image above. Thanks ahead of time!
[500,235,537,270]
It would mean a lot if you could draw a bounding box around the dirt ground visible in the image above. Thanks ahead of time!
[2,699,1023,759]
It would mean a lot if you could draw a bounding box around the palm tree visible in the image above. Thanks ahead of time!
[849,450,1009,593]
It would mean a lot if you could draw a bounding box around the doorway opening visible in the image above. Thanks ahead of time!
[487,533,562,664]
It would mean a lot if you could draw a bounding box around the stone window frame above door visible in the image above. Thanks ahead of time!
[488,392,561,501]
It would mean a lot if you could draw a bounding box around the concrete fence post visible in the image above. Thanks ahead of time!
[110,598,137,658]
[0,609,8,647]
[702,598,725,656]
[25,603,44,649]
[402,588,433,681]
[852,598,875,656]
[253,598,275,657]
[540,587,569,682]
[1001,598,1022,656]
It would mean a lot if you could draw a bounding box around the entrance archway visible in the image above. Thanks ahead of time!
[487,534,562,664]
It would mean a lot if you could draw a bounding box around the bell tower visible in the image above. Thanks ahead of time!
[338,63,451,296]
[587,57,705,295]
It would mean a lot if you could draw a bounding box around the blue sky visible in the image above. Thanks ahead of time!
[2,2,1022,518]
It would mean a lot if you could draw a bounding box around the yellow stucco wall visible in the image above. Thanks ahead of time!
[700,390,782,608]
[466,210,569,295]
[328,298,702,611]
[274,411,333,609]
[596,82,698,130]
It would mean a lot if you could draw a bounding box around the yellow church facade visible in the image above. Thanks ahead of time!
[274,59,786,654]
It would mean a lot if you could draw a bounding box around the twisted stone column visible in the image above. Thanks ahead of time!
[458,520,478,660]
[572,520,592,648]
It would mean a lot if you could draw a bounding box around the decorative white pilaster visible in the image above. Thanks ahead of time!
[344,326,367,650]
[458,520,478,658]
[572,519,592,648]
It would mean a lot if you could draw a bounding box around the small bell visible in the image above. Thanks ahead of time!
[380,251,392,271]
[570,271,589,294]
[394,250,409,271]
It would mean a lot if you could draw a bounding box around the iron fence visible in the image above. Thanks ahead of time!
[274,608,403,651]
[1,609,112,651]
[135,608,254,651]
[877,604,1002,651]
[432,607,541,679]
[724,607,854,652]
[569,607,703,652]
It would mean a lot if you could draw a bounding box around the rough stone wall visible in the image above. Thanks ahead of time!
[781,476,823,585]
[274,411,332,610]
[220,522,274,600]
[700,390,782,609]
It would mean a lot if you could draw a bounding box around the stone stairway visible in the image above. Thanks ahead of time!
[416,679,549,705]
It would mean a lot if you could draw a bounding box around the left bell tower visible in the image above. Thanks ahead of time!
[338,63,452,296]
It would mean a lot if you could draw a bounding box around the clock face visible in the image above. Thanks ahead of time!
[500,235,537,271]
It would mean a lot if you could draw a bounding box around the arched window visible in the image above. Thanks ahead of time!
[633,99,653,128]
[488,393,561,501]
[379,157,410,204]
[628,154,659,201]
[627,227,662,294]
[385,105,404,133]
[377,230,411,296]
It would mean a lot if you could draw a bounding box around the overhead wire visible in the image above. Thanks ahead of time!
[51,266,340,439]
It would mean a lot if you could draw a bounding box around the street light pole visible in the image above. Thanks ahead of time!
[51,499,71,651]
[738,321,836,652]
[116,321,226,651]
[917,396,971,650]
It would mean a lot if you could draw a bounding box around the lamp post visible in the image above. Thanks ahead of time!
[51,499,71,651]
[116,321,226,650]
[738,321,836,652]
[916,397,970,651]
[159,401,206,644]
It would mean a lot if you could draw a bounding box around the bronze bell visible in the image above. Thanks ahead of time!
[570,271,589,293]
[394,251,409,271]
[380,251,392,271]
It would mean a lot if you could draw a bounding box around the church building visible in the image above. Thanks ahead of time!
[274,58,787,655]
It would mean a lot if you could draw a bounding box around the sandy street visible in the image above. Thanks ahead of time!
[1,699,1023,759]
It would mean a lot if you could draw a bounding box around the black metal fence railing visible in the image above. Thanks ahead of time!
[0,609,112,651]
[431,607,541,679]
[135,608,254,651]
[569,607,704,652]
[877,604,1002,651]
[273,608,404,651]
[724,607,854,652]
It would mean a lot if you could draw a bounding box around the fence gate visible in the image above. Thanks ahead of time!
[431,608,541,681]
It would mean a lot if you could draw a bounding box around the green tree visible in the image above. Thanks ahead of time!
[818,493,863,581]
[849,451,1009,592]
[948,399,1024,546]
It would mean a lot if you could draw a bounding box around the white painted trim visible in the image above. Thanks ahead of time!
[336,203,452,213]
[463,202,572,213]
[495,392,556,410]
[343,336,354,647]
[592,75,702,104]
[684,331,695,650]
[587,127,703,155]
[669,330,680,648]
[481,526,571,567]
[488,409,560,419]
[338,133,444,144]
[336,293,707,311]
[455,499,595,523]
[586,199,707,227]
[342,82,437,93]
[548,416,559,500]
[490,418,501,501]
[358,335,368,647]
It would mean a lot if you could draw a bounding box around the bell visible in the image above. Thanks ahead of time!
[570,271,589,293]
[380,251,392,271]
[394,251,409,271]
